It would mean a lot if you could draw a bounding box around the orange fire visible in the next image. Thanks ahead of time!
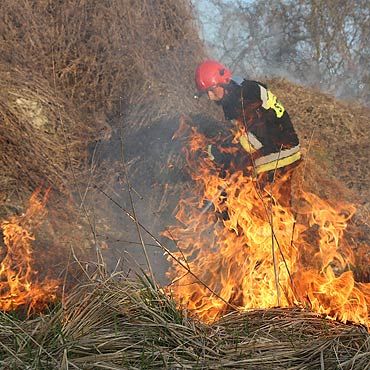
[0,189,60,313]
[165,118,370,327]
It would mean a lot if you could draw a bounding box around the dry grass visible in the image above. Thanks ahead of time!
[0,65,98,215]
[0,0,206,212]
[0,0,205,129]
[268,79,370,211]
[0,269,369,369]
[0,0,207,269]
[0,1,369,369]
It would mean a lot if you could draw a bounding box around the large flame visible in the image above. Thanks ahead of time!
[0,189,60,313]
[165,118,370,327]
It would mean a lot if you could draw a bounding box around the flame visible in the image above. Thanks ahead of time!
[165,118,370,327]
[0,188,60,313]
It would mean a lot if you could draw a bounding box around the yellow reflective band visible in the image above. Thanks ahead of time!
[255,151,301,174]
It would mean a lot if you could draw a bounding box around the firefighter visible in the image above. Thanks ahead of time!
[194,60,301,204]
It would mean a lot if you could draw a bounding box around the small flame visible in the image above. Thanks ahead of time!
[165,118,370,327]
[0,188,60,313]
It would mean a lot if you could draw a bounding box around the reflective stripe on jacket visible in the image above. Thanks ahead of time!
[239,130,301,174]
[254,144,301,174]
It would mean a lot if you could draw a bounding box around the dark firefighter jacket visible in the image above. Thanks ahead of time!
[219,78,301,174]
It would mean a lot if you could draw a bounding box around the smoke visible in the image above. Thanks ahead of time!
[80,116,191,284]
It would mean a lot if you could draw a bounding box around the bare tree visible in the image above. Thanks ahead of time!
[195,0,370,104]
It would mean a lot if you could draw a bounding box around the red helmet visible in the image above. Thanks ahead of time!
[195,60,231,96]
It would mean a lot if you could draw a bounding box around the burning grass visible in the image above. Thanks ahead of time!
[0,0,207,310]
[0,269,369,369]
[161,116,370,335]
[1,1,370,368]
[0,188,60,313]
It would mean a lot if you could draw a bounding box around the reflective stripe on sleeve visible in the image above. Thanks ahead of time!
[240,132,263,153]
[259,85,268,108]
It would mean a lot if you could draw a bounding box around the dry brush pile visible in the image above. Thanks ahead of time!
[0,0,205,213]
[0,66,93,218]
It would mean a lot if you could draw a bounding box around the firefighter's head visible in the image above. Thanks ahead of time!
[194,60,231,101]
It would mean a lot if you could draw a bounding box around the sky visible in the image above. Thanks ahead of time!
[193,0,220,44]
